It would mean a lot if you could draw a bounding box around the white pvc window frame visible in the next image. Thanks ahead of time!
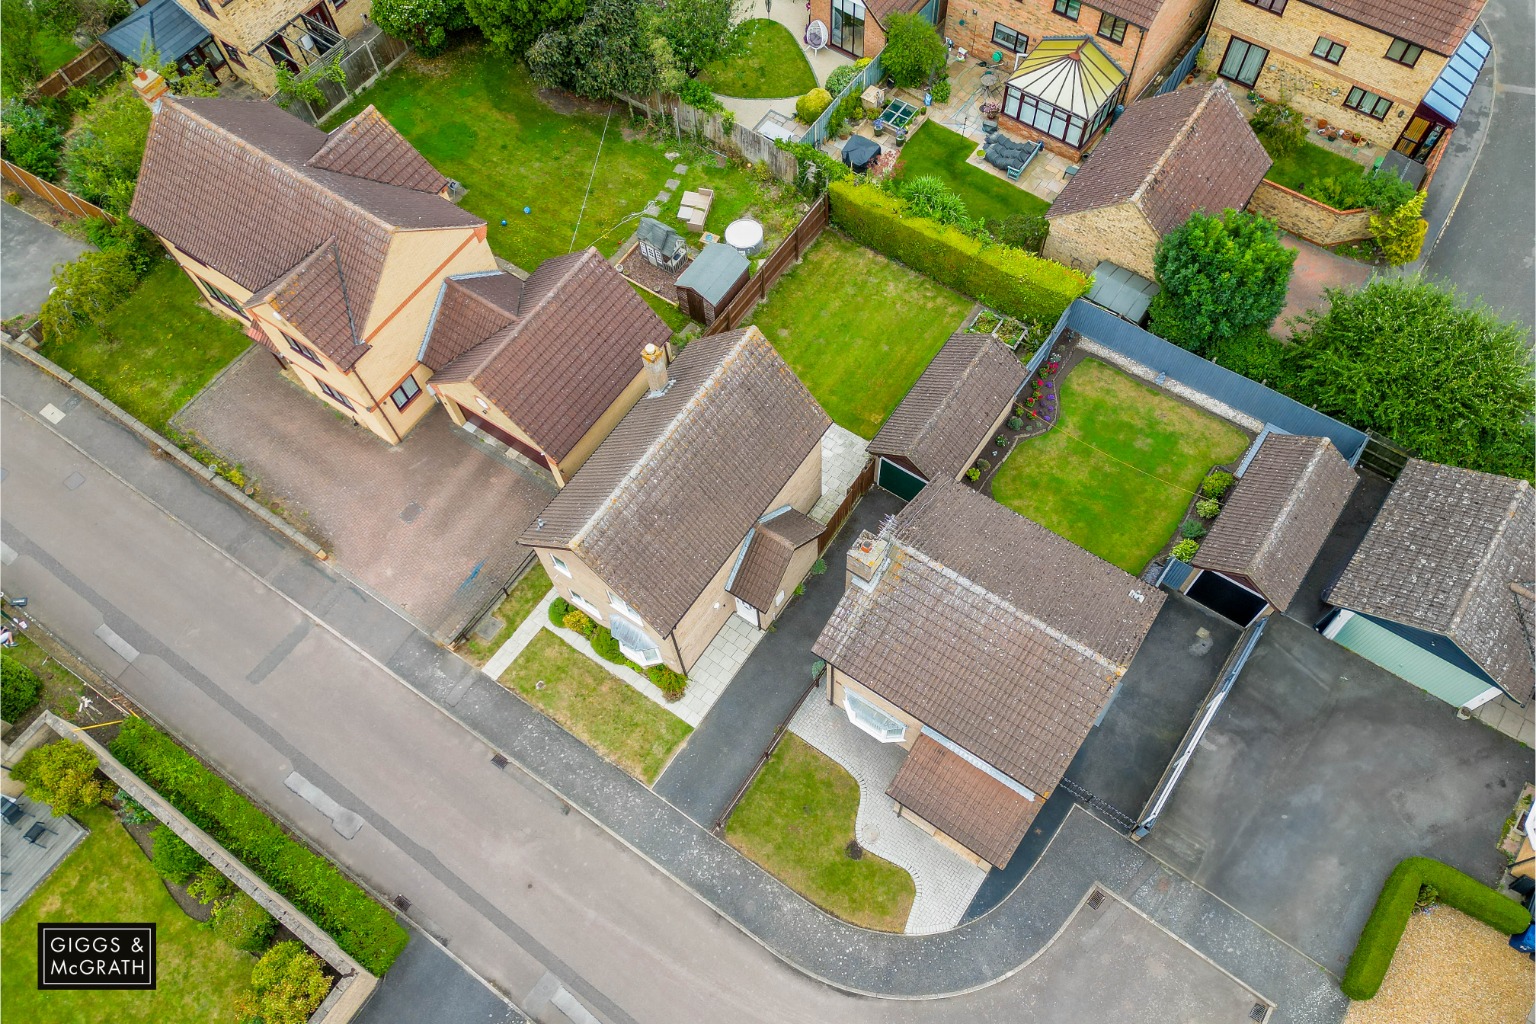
[843,690,907,743]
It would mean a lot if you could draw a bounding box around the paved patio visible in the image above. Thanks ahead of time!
[812,423,869,522]
[1273,234,1373,337]
[788,690,988,934]
[175,350,555,640]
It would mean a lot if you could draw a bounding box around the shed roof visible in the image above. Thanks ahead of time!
[1085,262,1160,322]
[676,243,750,305]
[887,735,1040,868]
[1008,37,1125,120]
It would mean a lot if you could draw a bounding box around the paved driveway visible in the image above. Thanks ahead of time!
[1142,614,1532,971]
[354,927,523,1024]
[1,203,92,321]
[175,350,554,639]
[1273,236,1372,338]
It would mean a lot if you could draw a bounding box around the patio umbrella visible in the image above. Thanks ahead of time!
[841,135,882,173]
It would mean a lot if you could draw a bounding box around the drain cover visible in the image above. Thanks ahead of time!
[399,501,423,523]
[1249,1003,1268,1022]
[1086,888,1106,910]
[63,471,86,491]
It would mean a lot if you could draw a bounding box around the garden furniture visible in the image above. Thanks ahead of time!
[23,821,54,846]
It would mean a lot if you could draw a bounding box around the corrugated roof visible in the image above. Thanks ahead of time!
[1193,435,1356,611]
[869,333,1028,482]
[1302,0,1487,55]
[1328,460,1534,701]
[1085,262,1160,322]
[519,328,831,635]
[1008,37,1125,120]
[887,735,1040,868]
[102,0,207,63]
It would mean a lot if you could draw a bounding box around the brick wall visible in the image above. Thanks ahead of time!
[1043,203,1162,279]
[947,1,1142,86]
[1246,178,1373,244]
[809,0,889,61]
[1207,0,1448,149]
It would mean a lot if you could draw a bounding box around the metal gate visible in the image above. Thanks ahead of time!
[1356,430,1411,480]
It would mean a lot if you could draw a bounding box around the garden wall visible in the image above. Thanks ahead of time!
[1247,180,1372,246]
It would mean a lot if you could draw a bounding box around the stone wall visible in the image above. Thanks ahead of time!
[1247,179,1373,245]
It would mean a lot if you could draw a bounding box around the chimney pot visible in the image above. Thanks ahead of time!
[132,67,169,108]
[642,342,669,396]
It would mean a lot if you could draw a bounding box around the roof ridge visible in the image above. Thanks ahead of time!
[909,334,993,449]
[1448,479,1533,636]
[1131,84,1216,208]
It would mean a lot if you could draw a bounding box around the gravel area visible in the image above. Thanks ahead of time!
[616,244,686,301]
[1343,906,1534,1024]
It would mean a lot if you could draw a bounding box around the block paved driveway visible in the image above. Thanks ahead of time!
[176,350,554,640]
[1142,613,1533,972]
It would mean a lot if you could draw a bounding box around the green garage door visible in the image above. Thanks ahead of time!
[1330,612,1501,709]
[877,458,927,501]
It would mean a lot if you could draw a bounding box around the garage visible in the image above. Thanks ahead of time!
[1186,570,1267,627]
[876,458,927,501]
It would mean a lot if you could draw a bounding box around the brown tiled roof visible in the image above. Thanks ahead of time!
[727,509,823,611]
[887,735,1041,868]
[427,251,670,460]
[519,328,831,634]
[867,0,929,26]
[869,333,1028,482]
[1301,0,1486,55]
[814,480,1164,794]
[130,99,481,369]
[1328,460,1534,700]
[306,106,449,194]
[418,272,523,372]
[1049,83,1271,236]
[1193,435,1356,611]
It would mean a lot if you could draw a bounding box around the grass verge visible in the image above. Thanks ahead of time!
[460,563,552,667]
[894,121,1051,223]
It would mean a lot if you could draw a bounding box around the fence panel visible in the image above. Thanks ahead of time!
[2,159,113,222]
[800,54,883,147]
[703,194,828,335]
[616,94,801,185]
[271,29,412,126]
[1151,35,1205,98]
[36,42,119,98]
[817,457,875,555]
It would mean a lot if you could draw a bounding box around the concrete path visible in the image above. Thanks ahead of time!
[788,690,987,934]
[0,203,91,321]
[483,590,557,679]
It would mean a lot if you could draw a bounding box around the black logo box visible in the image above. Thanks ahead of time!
[38,923,157,990]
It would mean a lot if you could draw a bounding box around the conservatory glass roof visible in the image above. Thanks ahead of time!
[1008,37,1126,119]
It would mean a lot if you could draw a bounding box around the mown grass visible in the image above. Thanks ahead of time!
[894,120,1050,224]
[700,19,817,98]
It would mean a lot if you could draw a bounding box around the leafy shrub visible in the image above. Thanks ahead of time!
[988,213,1050,254]
[1414,883,1439,910]
[1195,498,1221,519]
[39,249,138,342]
[81,215,163,278]
[151,824,208,885]
[212,891,277,953]
[1201,471,1235,499]
[1342,857,1529,1000]
[61,89,151,209]
[796,88,832,124]
[1,99,66,180]
[1007,416,1024,430]
[591,627,625,663]
[974,458,991,472]
[824,57,870,97]
[893,175,974,231]
[1,652,42,722]
[830,180,1089,324]
[371,0,471,57]
[810,558,828,576]
[237,941,332,1024]
[562,609,596,637]
[647,664,687,701]
[1170,539,1199,562]
[1203,326,1295,389]
[1149,210,1294,354]
[1179,519,1207,540]
[882,12,947,88]
[1305,170,1415,215]
[1249,102,1305,158]
[775,138,850,196]
[930,76,951,104]
[1369,189,1427,267]
[548,596,571,627]
[115,788,155,825]
[187,864,233,905]
[965,467,981,482]
[678,77,726,117]
[12,740,105,816]
[109,718,408,973]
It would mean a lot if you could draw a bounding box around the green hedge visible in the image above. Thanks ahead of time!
[109,718,407,973]
[1342,856,1529,1000]
[828,180,1089,324]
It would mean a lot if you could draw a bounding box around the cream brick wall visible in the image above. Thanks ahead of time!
[1207,0,1449,148]
[1246,178,1373,243]
[171,0,372,95]
[1043,203,1162,280]
[1132,0,1213,96]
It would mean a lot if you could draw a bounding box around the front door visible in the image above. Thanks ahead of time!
[305,2,337,33]
[1394,116,1445,162]
[733,597,759,627]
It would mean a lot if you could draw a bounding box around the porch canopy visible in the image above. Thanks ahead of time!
[1003,37,1125,149]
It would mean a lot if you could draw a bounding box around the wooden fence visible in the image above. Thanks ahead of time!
[616,93,801,185]
[2,158,113,222]
[36,42,119,98]
[817,457,875,556]
[1357,430,1412,481]
[270,27,411,126]
[703,193,829,336]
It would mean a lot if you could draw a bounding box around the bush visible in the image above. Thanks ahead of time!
[150,824,208,885]
[237,941,332,1024]
[1342,857,1529,1000]
[647,664,687,701]
[965,467,981,482]
[115,788,154,825]
[1,652,42,722]
[776,138,850,197]
[1195,498,1221,519]
[1007,416,1024,430]
[1201,471,1235,499]
[562,609,596,638]
[892,174,975,231]
[1179,519,1207,540]
[109,718,407,973]
[81,215,163,278]
[989,213,1050,254]
[61,89,151,209]
[39,248,138,342]
[1369,189,1427,267]
[548,596,571,627]
[824,57,870,97]
[1306,169,1415,215]
[1170,539,1199,562]
[1249,102,1305,158]
[830,180,1089,324]
[810,558,828,576]
[1,99,66,180]
[881,12,947,88]
[12,740,106,816]
[212,891,277,953]
[1203,326,1296,389]
[590,627,624,663]
[796,88,832,124]
[930,75,951,104]
[371,0,471,57]
[186,864,232,905]
[1149,210,1295,354]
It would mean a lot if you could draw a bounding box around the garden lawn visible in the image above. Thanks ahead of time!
[325,44,798,269]
[4,631,82,722]
[1,805,254,1024]
[1263,137,1370,197]
[459,563,552,666]
[991,358,1249,573]
[632,283,692,333]
[0,27,80,99]
[747,231,972,438]
[500,631,691,784]
[699,19,817,98]
[38,260,250,431]
[895,121,1050,223]
[725,734,914,932]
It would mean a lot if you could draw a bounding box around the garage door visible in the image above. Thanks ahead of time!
[1187,570,1268,627]
[877,458,927,502]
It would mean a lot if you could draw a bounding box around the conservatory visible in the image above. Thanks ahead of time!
[1001,37,1125,154]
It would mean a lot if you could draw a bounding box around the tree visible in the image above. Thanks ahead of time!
[1288,277,1534,480]
[1370,189,1427,266]
[11,740,107,816]
[61,88,151,206]
[39,248,138,341]
[526,0,670,99]
[236,942,333,1024]
[1148,209,1295,354]
[1,99,66,179]
[1,0,45,97]
[370,0,472,57]
[1,653,42,722]
[654,0,743,76]
[881,13,947,89]
[464,0,584,57]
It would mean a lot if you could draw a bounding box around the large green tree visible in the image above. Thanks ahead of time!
[880,12,947,88]
[464,0,584,57]
[1288,277,1534,481]
[526,0,676,99]
[1148,209,1295,354]
[371,0,473,56]
[1,0,46,96]
[654,0,743,76]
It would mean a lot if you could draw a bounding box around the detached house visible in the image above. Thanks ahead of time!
[131,85,494,445]
[167,0,371,95]
[814,480,1164,869]
[1322,460,1534,711]
[809,0,942,60]
[1207,0,1491,161]
[1045,81,1270,285]
[519,327,831,673]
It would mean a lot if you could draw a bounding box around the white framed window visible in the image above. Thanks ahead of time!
[551,556,572,578]
[607,590,638,620]
[609,614,662,666]
[618,641,663,667]
[568,591,602,620]
[843,690,907,743]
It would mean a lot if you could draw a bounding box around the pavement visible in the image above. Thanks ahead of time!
[353,927,525,1024]
[0,203,92,321]
[0,353,1348,1021]
[1273,235,1373,337]
[1142,613,1534,972]
[174,349,555,640]
[652,487,905,828]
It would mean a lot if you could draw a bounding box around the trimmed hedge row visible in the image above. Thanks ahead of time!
[1342,856,1528,1000]
[109,718,408,974]
[828,180,1089,324]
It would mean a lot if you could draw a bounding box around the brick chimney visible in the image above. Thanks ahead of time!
[642,343,669,396]
[846,530,887,588]
[132,67,169,108]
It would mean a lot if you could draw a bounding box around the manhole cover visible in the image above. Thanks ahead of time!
[399,501,423,524]
[63,471,86,491]
[473,614,504,641]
